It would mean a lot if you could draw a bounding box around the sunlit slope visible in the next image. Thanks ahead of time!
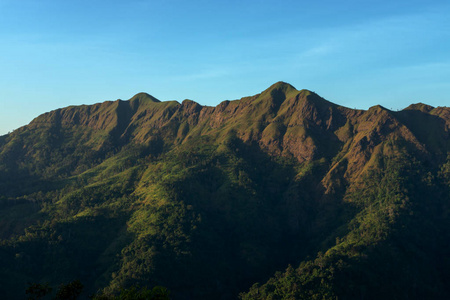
[0,82,448,299]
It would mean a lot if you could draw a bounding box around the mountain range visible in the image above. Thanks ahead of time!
[0,82,449,299]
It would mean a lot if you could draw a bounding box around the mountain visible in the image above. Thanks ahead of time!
[0,82,449,299]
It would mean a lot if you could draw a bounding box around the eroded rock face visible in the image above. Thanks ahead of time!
[10,82,450,180]
[1,83,449,300]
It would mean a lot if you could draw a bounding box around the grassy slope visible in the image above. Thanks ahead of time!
[0,83,449,299]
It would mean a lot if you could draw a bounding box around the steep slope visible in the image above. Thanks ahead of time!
[0,83,449,299]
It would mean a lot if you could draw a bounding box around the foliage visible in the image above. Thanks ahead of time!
[241,153,450,299]
[26,282,52,300]
[0,86,449,299]
[93,285,170,300]
[54,280,84,300]
[25,280,83,300]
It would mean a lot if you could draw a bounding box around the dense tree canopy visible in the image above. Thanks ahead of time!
[0,83,449,299]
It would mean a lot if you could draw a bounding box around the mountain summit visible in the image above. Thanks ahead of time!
[0,83,449,299]
[263,81,298,92]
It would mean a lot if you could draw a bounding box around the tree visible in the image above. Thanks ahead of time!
[54,280,84,300]
[25,282,52,300]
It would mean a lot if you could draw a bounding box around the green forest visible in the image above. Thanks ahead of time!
[0,83,449,299]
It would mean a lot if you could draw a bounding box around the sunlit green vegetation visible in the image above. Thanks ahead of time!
[0,84,449,299]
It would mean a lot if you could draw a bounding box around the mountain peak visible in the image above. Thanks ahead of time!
[129,92,160,103]
[1,83,450,299]
[264,81,297,93]
[403,103,435,113]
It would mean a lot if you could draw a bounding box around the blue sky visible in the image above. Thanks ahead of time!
[1,0,449,135]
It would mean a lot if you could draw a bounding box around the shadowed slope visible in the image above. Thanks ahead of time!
[0,83,448,299]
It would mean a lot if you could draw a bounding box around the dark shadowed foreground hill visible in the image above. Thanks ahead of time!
[0,82,449,299]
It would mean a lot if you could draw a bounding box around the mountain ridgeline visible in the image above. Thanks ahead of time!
[0,82,449,299]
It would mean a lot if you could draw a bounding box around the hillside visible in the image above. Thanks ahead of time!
[0,82,449,299]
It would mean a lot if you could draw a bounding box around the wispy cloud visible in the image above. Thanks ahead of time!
[275,6,450,79]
